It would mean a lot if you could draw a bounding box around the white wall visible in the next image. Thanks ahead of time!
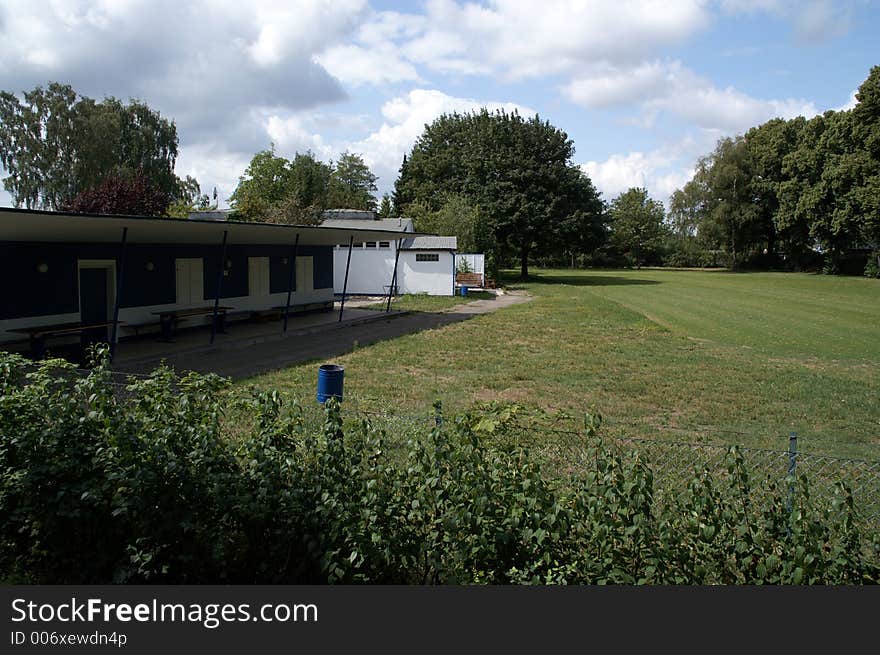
[333,243,398,295]
[399,251,454,296]
[456,253,485,277]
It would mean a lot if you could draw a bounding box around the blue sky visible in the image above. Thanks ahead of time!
[0,0,877,209]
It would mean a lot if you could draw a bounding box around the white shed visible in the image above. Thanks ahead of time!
[398,236,458,296]
[322,210,458,296]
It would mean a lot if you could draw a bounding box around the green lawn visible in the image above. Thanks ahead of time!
[360,290,496,312]
[245,269,880,459]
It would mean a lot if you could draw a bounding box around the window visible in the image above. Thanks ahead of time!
[365,241,377,248]
[378,241,391,248]
[416,253,440,262]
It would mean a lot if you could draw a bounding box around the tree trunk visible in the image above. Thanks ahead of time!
[520,247,529,279]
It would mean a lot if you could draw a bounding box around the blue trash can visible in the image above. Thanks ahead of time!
[460,285,468,297]
[316,364,344,403]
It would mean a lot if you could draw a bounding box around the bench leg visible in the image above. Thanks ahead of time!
[159,316,174,342]
[30,335,46,360]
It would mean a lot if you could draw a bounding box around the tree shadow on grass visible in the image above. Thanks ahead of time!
[503,274,662,288]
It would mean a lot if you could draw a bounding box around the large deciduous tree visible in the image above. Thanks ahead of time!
[230,148,377,222]
[326,151,378,211]
[394,109,604,278]
[608,188,667,269]
[0,82,181,211]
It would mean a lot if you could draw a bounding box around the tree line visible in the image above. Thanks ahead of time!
[227,146,378,225]
[3,68,878,278]
[668,66,880,276]
[0,82,215,217]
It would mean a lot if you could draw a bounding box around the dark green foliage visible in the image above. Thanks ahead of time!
[608,187,668,270]
[394,109,604,278]
[229,147,377,221]
[0,83,181,210]
[1,351,876,584]
[669,66,880,274]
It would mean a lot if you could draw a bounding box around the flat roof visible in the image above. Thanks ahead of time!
[0,208,424,247]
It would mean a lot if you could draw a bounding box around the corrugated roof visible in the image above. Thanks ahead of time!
[322,217,414,232]
[400,236,458,251]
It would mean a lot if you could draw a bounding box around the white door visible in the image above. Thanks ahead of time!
[248,257,270,297]
[175,258,204,306]
[297,256,313,295]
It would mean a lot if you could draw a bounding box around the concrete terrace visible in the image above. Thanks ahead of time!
[111,292,531,380]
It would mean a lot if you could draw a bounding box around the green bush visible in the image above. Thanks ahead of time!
[1,350,877,584]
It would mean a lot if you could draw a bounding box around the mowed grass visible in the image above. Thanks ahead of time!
[245,269,880,459]
[360,291,495,312]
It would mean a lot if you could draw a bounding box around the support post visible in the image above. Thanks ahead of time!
[282,233,300,333]
[385,239,402,312]
[338,236,354,323]
[787,431,798,528]
[210,229,229,344]
[109,227,128,362]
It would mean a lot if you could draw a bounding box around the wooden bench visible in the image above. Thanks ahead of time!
[9,320,127,359]
[455,272,485,289]
[152,306,233,342]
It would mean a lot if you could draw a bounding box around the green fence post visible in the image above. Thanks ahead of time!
[787,431,798,525]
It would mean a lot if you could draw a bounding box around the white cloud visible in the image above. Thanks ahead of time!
[582,150,692,204]
[566,59,818,133]
[792,1,852,44]
[264,114,334,161]
[317,44,422,87]
[562,61,680,109]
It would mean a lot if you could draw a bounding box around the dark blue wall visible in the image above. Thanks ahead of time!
[0,241,334,320]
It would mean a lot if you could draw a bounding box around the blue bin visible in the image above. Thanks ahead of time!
[316,364,344,403]
[460,285,468,297]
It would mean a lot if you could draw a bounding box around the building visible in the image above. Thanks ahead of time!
[397,236,458,296]
[0,208,412,354]
[321,209,457,296]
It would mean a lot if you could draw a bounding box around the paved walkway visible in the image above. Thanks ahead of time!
[112,291,531,380]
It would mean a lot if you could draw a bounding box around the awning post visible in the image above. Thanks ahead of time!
[338,236,354,323]
[109,226,128,362]
[385,238,402,312]
[282,233,300,333]
[210,229,229,344]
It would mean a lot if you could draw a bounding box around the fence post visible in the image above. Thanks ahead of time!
[787,431,798,524]
[433,400,443,428]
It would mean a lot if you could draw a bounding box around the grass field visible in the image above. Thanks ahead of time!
[246,269,880,460]
[360,290,495,312]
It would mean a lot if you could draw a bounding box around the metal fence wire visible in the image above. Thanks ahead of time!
[5,365,879,533]
[312,402,880,534]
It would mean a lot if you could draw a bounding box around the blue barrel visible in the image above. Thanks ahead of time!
[460,285,468,297]
[316,364,344,403]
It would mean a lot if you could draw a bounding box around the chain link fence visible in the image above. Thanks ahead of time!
[7,363,880,534]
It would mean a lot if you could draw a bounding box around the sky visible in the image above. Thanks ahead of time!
[0,0,878,210]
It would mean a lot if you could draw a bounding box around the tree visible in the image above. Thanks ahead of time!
[408,194,486,253]
[0,82,180,209]
[327,151,378,211]
[61,170,170,216]
[394,109,603,278]
[228,145,294,219]
[166,176,217,218]
[608,188,667,269]
[378,193,393,217]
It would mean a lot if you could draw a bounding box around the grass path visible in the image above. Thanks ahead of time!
[245,269,880,459]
